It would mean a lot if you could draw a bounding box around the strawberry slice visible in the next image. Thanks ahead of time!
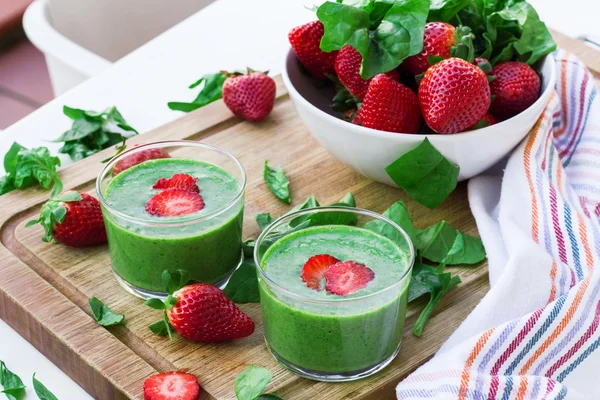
[143,371,200,400]
[113,148,171,175]
[301,254,340,290]
[324,261,375,296]
[146,189,205,217]
[153,174,199,193]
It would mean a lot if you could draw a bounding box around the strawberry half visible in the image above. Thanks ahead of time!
[288,21,337,79]
[146,189,205,217]
[153,174,199,193]
[490,61,541,120]
[354,74,422,134]
[222,70,276,122]
[301,254,340,290]
[167,283,255,342]
[113,148,171,175]
[27,191,107,247]
[324,261,375,296]
[143,372,200,400]
[335,45,399,100]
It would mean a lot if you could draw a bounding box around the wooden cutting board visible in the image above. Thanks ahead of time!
[0,30,597,400]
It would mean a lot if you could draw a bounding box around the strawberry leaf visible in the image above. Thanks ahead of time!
[162,269,190,295]
[0,361,25,400]
[148,320,170,337]
[27,192,83,243]
[264,161,291,204]
[89,297,124,326]
[32,373,58,400]
[168,72,227,113]
[145,298,166,310]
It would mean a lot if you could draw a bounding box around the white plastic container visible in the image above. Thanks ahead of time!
[23,0,215,96]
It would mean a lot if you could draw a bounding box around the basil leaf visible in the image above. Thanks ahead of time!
[0,361,26,400]
[416,221,485,265]
[88,297,124,326]
[256,213,274,230]
[105,107,139,134]
[168,72,227,113]
[3,145,63,197]
[62,105,86,120]
[234,366,273,400]
[0,176,15,196]
[32,374,58,400]
[223,261,260,303]
[385,138,459,209]
[264,161,291,204]
[318,0,430,79]
[53,119,102,142]
[3,142,24,175]
[364,200,417,244]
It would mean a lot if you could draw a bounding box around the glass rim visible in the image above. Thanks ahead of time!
[253,206,415,305]
[95,140,247,227]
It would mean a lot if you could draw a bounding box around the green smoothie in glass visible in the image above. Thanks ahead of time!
[97,141,246,299]
[255,207,413,382]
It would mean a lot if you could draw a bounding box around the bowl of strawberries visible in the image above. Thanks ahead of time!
[283,0,557,183]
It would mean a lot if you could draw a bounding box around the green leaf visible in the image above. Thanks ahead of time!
[223,261,260,303]
[145,298,166,310]
[256,213,274,230]
[168,73,227,113]
[3,142,24,174]
[318,2,371,53]
[32,374,58,400]
[364,200,417,244]
[4,145,63,197]
[88,297,125,326]
[148,320,171,336]
[256,395,283,400]
[27,192,82,242]
[234,366,273,400]
[53,119,102,142]
[242,240,256,258]
[63,105,86,120]
[105,107,139,134]
[428,0,471,22]
[264,161,291,204]
[511,3,556,65]
[385,138,459,209]
[165,295,177,309]
[0,361,26,400]
[162,269,190,295]
[0,175,15,196]
[416,221,485,265]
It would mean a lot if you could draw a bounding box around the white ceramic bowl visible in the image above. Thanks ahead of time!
[282,50,556,184]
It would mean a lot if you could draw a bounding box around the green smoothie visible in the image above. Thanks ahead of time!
[259,225,411,374]
[103,158,243,293]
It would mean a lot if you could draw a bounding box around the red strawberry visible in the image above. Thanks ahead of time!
[222,71,276,122]
[146,189,205,217]
[288,21,337,79]
[473,57,489,67]
[324,261,375,296]
[490,61,541,120]
[335,45,400,100]
[153,174,199,193]
[167,283,255,342]
[403,23,474,75]
[113,148,171,175]
[481,112,499,126]
[27,191,107,247]
[301,254,340,290]
[143,372,200,400]
[418,57,491,134]
[354,74,422,133]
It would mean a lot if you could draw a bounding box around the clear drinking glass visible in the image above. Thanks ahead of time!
[254,207,414,382]
[97,141,246,299]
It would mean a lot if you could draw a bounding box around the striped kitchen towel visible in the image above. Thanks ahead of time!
[397,50,600,399]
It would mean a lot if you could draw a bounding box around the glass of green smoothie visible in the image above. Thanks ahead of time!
[97,141,246,299]
[254,207,414,382]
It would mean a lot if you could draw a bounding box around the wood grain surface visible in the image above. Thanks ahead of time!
[0,30,594,400]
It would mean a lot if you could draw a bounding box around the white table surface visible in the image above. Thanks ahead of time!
[1,0,599,397]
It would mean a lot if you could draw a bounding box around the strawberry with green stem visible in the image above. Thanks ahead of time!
[27,191,107,247]
[288,21,337,79]
[221,69,276,122]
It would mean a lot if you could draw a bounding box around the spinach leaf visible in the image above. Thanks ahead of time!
[416,221,485,264]
[224,261,260,303]
[234,366,273,400]
[32,374,59,400]
[54,106,138,161]
[428,0,471,22]
[364,200,417,244]
[318,0,430,79]
[385,138,459,209]
[264,161,291,204]
[168,72,227,112]
[256,213,274,230]
[89,297,124,326]
[242,239,256,258]
[0,361,25,400]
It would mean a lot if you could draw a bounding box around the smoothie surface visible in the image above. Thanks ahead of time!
[105,158,240,222]
[260,225,411,301]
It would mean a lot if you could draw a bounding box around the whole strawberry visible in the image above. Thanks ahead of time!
[418,57,491,134]
[222,70,276,122]
[403,23,474,75]
[146,270,255,342]
[335,45,399,100]
[113,147,171,175]
[354,74,422,134]
[490,61,541,120]
[288,21,337,79]
[27,191,107,247]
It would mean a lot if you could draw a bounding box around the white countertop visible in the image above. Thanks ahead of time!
[1,0,599,397]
